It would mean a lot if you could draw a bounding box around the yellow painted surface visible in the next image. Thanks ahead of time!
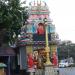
[45,46,52,65]
[26,45,33,54]
[50,45,57,53]
[0,68,5,75]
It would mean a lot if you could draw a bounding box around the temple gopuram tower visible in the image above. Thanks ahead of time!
[18,0,58,69]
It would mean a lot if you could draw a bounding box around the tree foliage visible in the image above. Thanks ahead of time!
[57,41,75,62]
[0,0,28,46]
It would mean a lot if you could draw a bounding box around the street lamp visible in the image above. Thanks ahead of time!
[43,18,52,65]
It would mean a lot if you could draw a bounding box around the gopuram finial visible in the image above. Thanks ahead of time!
[37,0,41,6]
[40,0,41,6]
[34,0,35,6]
[37,0,39,5]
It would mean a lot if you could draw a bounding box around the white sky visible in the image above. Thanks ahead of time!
[21,0,75,43]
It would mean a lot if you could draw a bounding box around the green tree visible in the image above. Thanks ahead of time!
[57,41,75,62]
[0,0,28,46]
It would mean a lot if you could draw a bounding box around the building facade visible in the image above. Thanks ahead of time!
[17,0,58,70]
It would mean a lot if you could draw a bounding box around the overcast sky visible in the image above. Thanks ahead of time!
[21,0,75,43]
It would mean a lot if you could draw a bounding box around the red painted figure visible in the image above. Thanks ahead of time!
[27,53,35,73]
[37,23,44,35]
[28,53,34,68]
[52,52,58,66]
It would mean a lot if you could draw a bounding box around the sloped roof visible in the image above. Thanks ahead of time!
[0,47,15,56]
